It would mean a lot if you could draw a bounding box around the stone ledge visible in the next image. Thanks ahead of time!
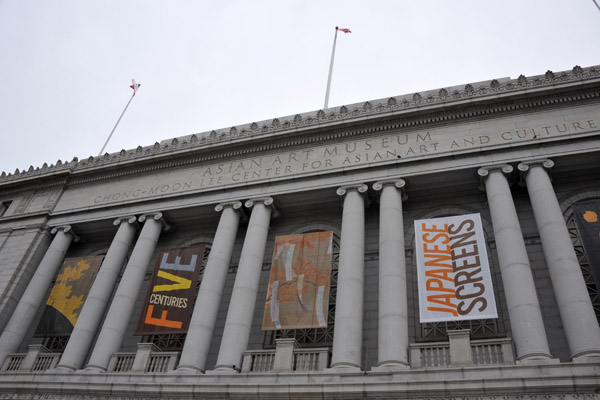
[0,362,598,399]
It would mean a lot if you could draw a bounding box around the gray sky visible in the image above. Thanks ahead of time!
[1,0,599,174]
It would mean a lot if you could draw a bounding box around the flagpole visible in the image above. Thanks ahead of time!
[593,0,600,12]
[98,82,140,157]
[324,27,339,110]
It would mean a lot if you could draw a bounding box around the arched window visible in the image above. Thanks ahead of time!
[263,231,340,348]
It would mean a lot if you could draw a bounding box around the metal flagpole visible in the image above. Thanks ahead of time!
[98,80,140,157]
[324,27,339,110]
[593,0,600,12]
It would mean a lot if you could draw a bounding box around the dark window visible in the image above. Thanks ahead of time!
[0,200,12,217]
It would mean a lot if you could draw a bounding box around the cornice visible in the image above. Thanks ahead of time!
[2,65,599,187]
[0,176,69,198]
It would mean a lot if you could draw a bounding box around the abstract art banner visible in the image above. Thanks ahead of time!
[262,231,333,331]
[572,200,600,291]
[414,214,498,323]
[135,245,205,335]
[35,256,104,336]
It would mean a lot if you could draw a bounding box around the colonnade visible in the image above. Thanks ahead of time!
[0,159,599,373]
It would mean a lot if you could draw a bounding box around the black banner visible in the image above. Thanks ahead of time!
[135,245,205,335]
[573,200,600,291]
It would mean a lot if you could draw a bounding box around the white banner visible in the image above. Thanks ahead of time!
[414,213,498,323]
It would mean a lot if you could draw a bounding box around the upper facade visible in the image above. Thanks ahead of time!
[0,65,599,400]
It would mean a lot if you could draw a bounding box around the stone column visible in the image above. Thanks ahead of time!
[56,216,138,371]
[177,201,243,373]
[85,213,168,371]
[212,197,274,372]
[478,165,553,362]
[330,184,368,370]
[372,179,410,370]
[0,226,77,367]
[519,159,600,361]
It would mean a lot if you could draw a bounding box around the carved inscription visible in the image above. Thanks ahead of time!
[74,115,599,207]
[94,181,193,204]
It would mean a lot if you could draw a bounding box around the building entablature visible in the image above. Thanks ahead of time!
[0,65,599,187]
[0,65,600,227]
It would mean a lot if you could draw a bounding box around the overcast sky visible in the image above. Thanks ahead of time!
[1,0,599,174]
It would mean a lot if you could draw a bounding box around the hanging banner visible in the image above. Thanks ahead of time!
[572,200,600,291]
[35,256,104,337]
[262,231,333,331]
[414,213,497,323]
[135,245,205,335]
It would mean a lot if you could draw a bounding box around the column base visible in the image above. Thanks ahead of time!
[371,361,410,372]
[572,349,600,364]
[82,365,107,373]
[324,361,362,373]
[206,365,240,375]
[173,365,204,374]
[49,364,76,373]
[516,353,559,365]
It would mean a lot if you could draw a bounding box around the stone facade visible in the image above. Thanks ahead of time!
[0,65,600,399]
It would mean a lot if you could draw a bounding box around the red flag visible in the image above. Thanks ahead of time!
[338,28,351,33]
[130,79,141,96]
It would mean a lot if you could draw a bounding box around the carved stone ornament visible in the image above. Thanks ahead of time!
[477,164,514,178]
[373,179,408,201]
[244,197,278,217]
[477,164,514,191]
[517,158,554,173]
[138,212,171,231]
[113,215,138,226]
[336,183,368,197]
[215,200,243,213]
[50,225,80,242]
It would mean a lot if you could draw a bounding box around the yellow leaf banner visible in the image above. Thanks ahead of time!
[35,256,104,337]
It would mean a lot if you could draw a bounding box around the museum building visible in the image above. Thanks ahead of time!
[0,65,600,399]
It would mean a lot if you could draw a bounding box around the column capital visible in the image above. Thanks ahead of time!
[373,179,407,201]
[477,164,513,191]
[477,164,513,178]
[517,158,554,173]
[245,197,278,217]
[113,215,138,226]
[215,201,243,213]
[50,225,80,242]
[336,183,368,197]
[138,212,171,231]
[518,159,554,186]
